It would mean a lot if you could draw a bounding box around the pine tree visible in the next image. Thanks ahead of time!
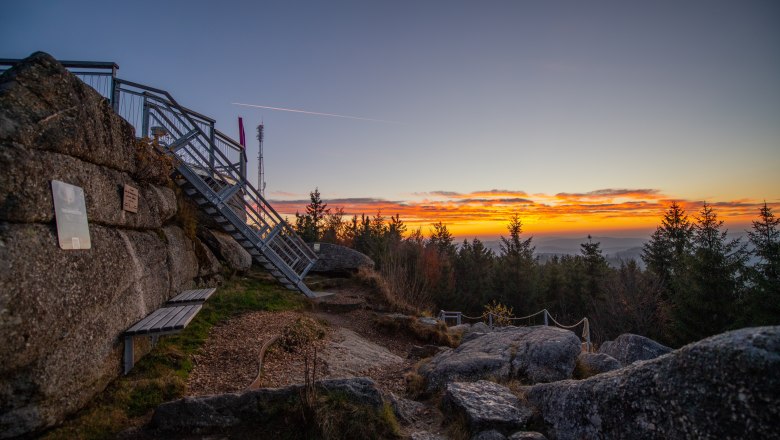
[745,203,780,325]
[580,235,609,301]
[672,202,748,343]
[642,201,694,300]
[494,213,537,313]
[295,188,329,242]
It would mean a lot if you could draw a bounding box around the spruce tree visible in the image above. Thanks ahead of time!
[642,201,694,300]
[672,203,748,344]
[494,213,537,313]
[745,203,780,325]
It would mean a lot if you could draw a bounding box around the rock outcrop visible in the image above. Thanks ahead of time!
[319,328,404,378]
[197,227,252,272]
[573,352,621,379]
[524,326,780,440]
[442,380,532,436]
[150,378,384,435]
[598,333,672,366]
[310,242,374,274]
[0,52,228,437]
[420,326,581,392]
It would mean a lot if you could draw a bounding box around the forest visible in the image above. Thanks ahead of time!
[294,189,780,347]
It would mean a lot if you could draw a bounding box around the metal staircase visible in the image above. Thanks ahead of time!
[1,59,318,297]
[118,80,318,297]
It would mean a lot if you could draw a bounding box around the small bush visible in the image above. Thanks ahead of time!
[279,317,326,352]
[484,300,514,327]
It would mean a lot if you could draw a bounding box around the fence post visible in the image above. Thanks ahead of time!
[543,309,548,326]
[111,76,120,113]
[584,318,591,352]
[488,313,493,328]
[457,312,461,326]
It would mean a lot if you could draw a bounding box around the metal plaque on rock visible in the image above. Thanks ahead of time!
[51,180,91,250]
[123,184,139,213]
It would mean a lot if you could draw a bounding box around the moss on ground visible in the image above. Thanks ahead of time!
[41,268,305,440]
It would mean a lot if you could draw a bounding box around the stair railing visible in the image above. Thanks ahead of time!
[112,78,317,280]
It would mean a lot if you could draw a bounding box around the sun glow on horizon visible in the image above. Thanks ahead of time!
[270,188,775,239]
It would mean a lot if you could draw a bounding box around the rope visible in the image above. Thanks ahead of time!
[546,313,587,329]
[508,309,548,321]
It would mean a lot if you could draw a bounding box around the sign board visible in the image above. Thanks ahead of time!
[123,184,139,213]
[313,243,321,252]
[51,180,91,250]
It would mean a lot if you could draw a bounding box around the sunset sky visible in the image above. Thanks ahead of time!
[4,1,779,239]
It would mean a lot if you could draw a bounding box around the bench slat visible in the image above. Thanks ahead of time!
[160,305,195,331]
[167,305,201,331]
[136,307,181,334]
[126,307,169,334]
[168,288,217,304]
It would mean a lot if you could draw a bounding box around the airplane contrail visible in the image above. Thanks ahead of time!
[232,102,402,124]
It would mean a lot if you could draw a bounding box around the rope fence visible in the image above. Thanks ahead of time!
[438,308,592,351]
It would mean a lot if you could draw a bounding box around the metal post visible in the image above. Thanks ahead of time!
[488,313,493,328]
[544,310,548,326]
[141,96,150,139]
[457,312,461,326]
[123,335,134,375]
[111,76,120,113]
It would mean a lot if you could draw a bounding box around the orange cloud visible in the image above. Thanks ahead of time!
[269,188,779,239]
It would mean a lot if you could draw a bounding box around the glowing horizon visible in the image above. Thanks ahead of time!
[269,188,778,239]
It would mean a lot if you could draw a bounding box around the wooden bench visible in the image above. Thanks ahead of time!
[166,287,216,305]
[123,289,215,374]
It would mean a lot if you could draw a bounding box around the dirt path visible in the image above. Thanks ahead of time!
[185,279,448,438]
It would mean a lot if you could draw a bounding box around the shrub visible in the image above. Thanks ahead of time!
[483,300,514,327]
[279,317,327,352]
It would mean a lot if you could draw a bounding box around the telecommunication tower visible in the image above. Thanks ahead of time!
[257,123,266,199]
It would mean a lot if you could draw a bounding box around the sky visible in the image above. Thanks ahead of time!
[3,0,779,239]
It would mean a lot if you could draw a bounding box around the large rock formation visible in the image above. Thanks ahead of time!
[0,52,229,437]
[420,326,581,392]
[310,242,374,274]
[598,333,672,366]
[524,326,780,439]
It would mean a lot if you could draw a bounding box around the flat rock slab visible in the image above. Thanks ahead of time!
[320,328,404,378]
[421,326,581,392]
[443,380,532,435]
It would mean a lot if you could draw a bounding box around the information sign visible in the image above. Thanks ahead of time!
[51,180,91,250]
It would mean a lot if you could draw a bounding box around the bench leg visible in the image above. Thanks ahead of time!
[123,335,134,375]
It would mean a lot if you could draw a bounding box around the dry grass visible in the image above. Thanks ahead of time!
[354,267,422,315]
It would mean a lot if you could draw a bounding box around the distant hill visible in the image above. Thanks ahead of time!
[479,236,648,268]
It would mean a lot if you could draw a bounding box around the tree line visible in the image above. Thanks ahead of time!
[294,189,779,347]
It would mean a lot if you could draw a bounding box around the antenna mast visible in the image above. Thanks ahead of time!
[257,123,266,199]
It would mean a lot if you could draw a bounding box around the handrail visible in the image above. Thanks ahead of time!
[113,77,316,273]
[0,58,118,71]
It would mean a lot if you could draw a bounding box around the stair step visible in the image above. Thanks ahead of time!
[204,207,216,214]
[195,198,208,204]
[222,225,236,232]
[215,216,227,223]
[185,188,197,196]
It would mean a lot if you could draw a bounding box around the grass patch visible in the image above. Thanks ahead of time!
[41,268,306,440]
